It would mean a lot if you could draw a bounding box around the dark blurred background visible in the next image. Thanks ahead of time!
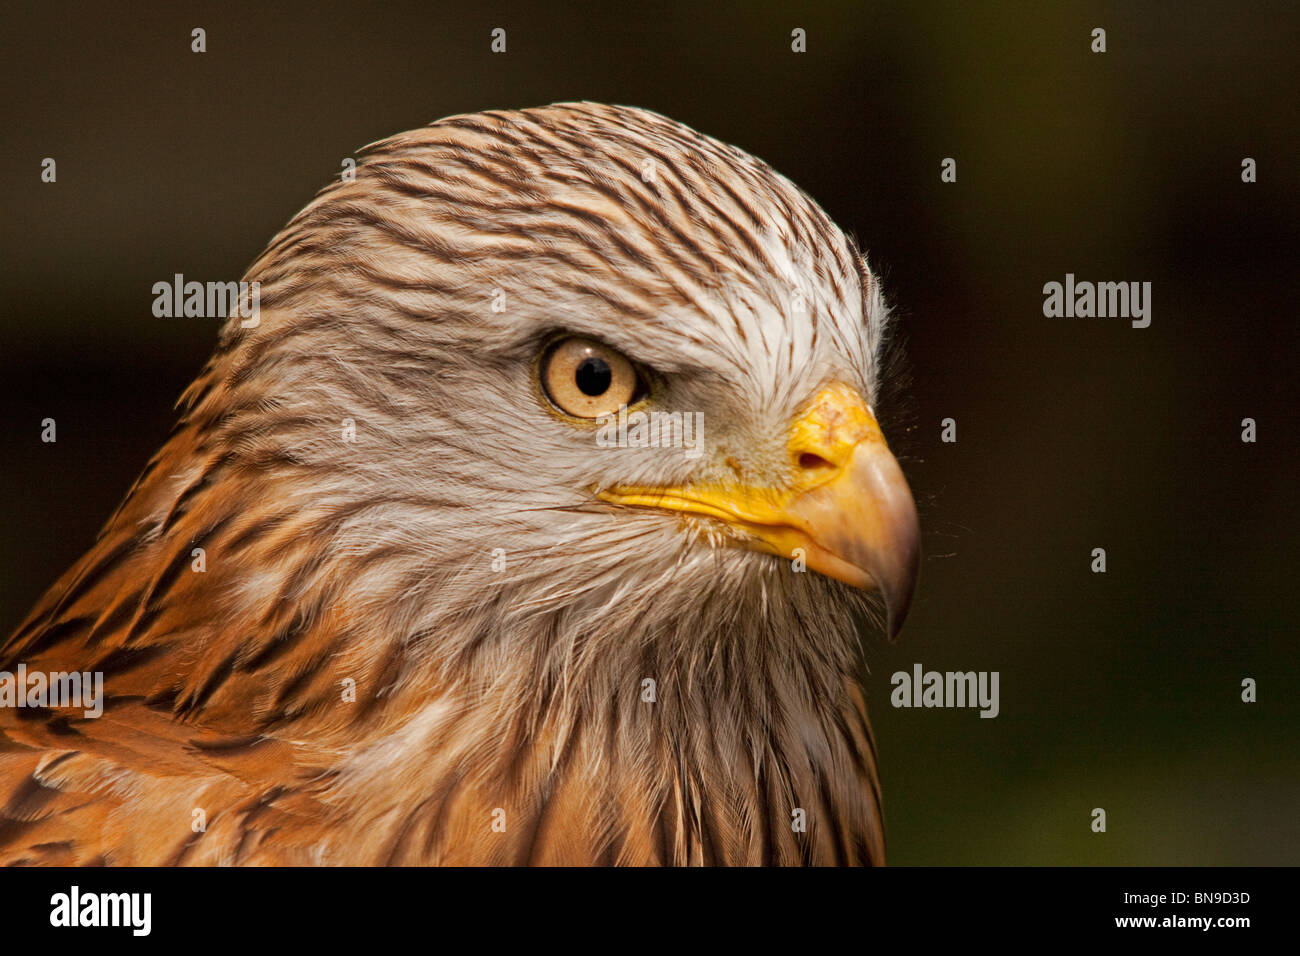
[2,1,1297,864]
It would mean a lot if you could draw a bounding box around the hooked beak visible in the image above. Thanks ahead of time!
[596,383,920,638]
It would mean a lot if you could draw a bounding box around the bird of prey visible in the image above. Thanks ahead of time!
[0,102,918,866]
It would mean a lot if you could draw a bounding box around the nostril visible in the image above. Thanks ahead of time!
[798,452,835,472]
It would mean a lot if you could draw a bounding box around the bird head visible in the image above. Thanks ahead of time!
[4,103,920,865]
[194,103,919,671]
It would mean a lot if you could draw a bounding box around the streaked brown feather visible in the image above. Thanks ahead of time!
[2,102,893,866]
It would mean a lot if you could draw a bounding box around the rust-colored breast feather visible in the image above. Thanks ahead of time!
[3,103,900,866]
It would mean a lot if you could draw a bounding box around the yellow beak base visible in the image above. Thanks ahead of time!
[597,383,920,638]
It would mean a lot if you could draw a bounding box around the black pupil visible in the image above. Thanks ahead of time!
[575,356,612,396]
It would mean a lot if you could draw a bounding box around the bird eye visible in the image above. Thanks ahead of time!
[540,336,645,418]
